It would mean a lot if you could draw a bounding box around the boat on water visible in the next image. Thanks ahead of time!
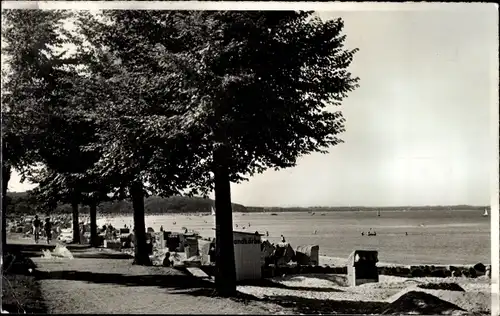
[270,213,278,216]
[366,228,377,236]
[211,206,216,216]
[377,210,381,217]
[483,208,489,217]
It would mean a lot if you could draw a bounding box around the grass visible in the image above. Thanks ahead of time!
[2,252,47,313]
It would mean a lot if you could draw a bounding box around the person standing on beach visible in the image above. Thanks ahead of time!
[33,215,41,243]
[81,223,86,240]
[44,218,53,244]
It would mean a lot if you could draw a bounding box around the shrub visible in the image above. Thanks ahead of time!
[473,263,486,273]
[411,268,424,278]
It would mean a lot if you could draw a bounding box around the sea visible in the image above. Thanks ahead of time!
[96,209,490,265]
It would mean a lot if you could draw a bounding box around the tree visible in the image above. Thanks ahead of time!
[69,12,358,294]
[2,9,111,247]
[71,11,212,265]
[135,11,360,296]
[1,9,75,248]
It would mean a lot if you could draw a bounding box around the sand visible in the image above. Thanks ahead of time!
[238,274,491,314]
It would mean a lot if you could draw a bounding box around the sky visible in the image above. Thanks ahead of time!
[5,3,498,207]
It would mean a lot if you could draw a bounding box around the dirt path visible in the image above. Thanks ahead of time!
[32,256,289,314]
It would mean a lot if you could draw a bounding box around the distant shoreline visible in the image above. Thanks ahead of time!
[5,191,488,217]
[52,207,489,217]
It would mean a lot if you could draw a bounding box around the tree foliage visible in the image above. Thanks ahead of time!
[71,10,359,293]
[2,10,359,292]
[72,11,211,198]
[73,10,359,191]
[1,9,78,247]
[144,11,359,182]
[2,9,112,245]
[69,10,221,264]
[1,10,81,172]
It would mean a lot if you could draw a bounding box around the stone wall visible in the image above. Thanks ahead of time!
[260,263,490,279]
[378,263,490,279]
[261,264,347,278]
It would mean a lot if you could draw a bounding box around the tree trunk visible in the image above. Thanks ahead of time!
[71,199,80,244]
[213,144,237,296]
[89,201,99,247]
[2,164,11,250]
[130,180,151,266]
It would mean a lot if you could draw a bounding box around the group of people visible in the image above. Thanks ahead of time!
[33,215,53,244]
[100,223,123,240]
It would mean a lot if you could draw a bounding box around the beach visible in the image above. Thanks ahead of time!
[4,208,492,315]
[95,209,490,266]
[3,243,491,315]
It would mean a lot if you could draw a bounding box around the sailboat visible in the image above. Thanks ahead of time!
[211,206,216,216]
[377,210,381,217]
[483,208,489,217]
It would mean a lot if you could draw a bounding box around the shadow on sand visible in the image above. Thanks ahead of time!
[237,278,346,293]
[33,267,390,314]
[260,295,389,315]
[34,269,212,290]
[234,278,388,314]
[272,273,350,287]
